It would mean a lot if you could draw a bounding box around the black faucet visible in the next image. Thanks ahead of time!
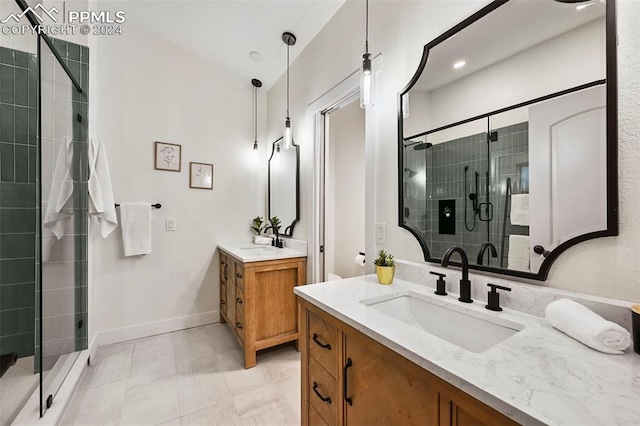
[477,242,498,266]
[264,225,283,248]
[441,247,473,303]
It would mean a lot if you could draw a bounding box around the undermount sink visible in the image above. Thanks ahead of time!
[361,291,523,353]
[240,246,277,253]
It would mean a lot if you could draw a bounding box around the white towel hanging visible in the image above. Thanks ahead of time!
[43,139,74,239]
[120,202,152,256]
[88,139,118,237]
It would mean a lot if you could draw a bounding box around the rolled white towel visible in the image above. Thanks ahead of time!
[545,299,631,354]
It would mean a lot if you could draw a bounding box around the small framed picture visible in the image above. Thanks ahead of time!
[154,141,182,172]
[189,162,214,190]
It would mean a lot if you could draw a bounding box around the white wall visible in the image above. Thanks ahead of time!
[328,101,365,279]
[91,19,268,339]
[427,19,605,130]
[266,0,640,303]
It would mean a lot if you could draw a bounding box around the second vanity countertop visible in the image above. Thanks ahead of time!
[294,276,640,426]
[218,241,306,263]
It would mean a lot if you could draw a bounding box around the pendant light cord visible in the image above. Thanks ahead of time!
[253,85,258,143]
[286,44,290,118]
[365,0,369,53]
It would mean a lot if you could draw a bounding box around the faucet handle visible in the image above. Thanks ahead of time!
[487,283,511,292]
[430,272,447,296]
[486,283,511,311]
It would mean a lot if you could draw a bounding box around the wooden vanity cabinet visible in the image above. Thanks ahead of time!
[298,299,518,426]
[219,250,306,368]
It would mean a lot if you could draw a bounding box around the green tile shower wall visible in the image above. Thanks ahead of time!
[405,122,530,264]
[0,46,37,358]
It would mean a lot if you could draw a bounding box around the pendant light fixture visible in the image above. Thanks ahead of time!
[251,78,262,163]
[360,0,373,109]
[282,31,296,150]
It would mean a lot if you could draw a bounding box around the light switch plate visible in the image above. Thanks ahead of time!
[166,218,176,231]
[375,222,387,244]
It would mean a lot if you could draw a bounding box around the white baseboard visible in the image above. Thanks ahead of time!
[97,311,219,347]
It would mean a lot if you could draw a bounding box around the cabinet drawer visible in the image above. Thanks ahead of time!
[308,357,338,425]
[235,312,245,342]
[235,287,244,317]
[235,263,244,289]
[308,311,339,379]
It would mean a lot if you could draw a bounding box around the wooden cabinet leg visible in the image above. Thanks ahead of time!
[244,347,257,369]
[220,314,226,324]
[294,339,300,352]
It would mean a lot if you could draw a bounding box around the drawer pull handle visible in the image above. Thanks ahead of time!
[344,358,353,406]
[312,382,332,404]
[221,300,225,305]
[236,298,243,305]
[312,333,332,350]
[236,273,243,279]
[236,322,243,330]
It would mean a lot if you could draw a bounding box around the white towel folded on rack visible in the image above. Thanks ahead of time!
[510,194,530,226]
[88,139,118,237]
[120,202,152,256]
[43,139,74,239]
[545,299,631,354]
[508,235,530,272]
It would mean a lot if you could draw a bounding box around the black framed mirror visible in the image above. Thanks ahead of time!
[268,137,300,237]
[397,0,618,281]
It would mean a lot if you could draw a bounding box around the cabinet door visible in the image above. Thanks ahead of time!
[344,332,439,425]
[226,261,236,328]
[440,395,517,426]
[220,255,227,318]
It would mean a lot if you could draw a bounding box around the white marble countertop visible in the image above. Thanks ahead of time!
[295,275,640,426]
[218,242,306,263]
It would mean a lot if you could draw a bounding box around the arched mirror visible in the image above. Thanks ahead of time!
[268,137,300,237]
[398,0,618,280]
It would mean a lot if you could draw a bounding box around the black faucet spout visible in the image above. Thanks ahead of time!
[441,246,473,303]
[477,242,498,266]
[264,225,283,248]
[442,247,469,281]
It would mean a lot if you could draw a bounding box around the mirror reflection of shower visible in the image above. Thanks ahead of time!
[403,140,433,151]
[464,166,479,232]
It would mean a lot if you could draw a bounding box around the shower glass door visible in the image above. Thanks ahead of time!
[38,35,88,416]
[0,25,38,426]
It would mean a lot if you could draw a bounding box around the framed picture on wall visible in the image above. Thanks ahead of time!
[189,162,214,190]
[154,141,182,172]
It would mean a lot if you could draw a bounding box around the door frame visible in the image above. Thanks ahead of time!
[307,60,380,283]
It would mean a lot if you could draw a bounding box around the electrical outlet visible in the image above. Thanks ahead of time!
[376,222,387,244]
[166,218,176,231]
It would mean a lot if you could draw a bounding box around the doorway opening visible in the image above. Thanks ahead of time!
[320,97,366,282]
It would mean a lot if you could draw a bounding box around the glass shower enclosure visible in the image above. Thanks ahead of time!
[0,2,89,420]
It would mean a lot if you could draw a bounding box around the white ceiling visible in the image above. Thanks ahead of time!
[415,0,606,92]
[116,0,346,90]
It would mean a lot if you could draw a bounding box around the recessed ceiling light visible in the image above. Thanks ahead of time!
[249,51,263,63]
[576,2,594,10]
[453,60,466,70]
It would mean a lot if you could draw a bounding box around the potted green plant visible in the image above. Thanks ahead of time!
[374,250,395,285]
[269,216,282,232]
[250,216,271,245]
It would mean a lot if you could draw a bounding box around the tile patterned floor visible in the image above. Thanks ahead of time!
[62,324,301,425]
